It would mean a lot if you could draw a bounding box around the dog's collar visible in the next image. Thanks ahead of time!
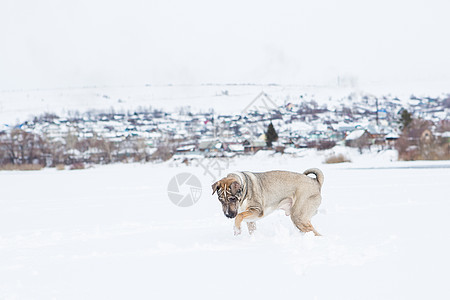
[232,171,248,202]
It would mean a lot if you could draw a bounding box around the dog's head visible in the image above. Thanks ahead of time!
[211,177,242,218]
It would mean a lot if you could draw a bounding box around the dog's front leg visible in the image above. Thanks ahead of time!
[234,209,261,235]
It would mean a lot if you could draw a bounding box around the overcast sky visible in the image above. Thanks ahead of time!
[1,0,449,90]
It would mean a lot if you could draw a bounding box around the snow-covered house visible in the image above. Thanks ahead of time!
[175,145,196,153]
[243,139,266,153]
[345,129,373,148]
[385,131,400,147]
[198,139,222,152]
[227,144,245,153]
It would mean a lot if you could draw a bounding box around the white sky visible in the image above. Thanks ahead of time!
[1,0,449,90]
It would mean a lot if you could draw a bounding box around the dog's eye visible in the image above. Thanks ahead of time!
[229,197,237,202]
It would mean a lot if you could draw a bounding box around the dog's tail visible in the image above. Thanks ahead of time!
[304,168,324,188]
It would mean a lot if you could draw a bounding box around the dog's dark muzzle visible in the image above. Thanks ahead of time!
[225,211,237,219]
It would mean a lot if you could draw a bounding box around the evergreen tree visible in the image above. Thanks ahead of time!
[399,109,412,131]
[265,122,278,148]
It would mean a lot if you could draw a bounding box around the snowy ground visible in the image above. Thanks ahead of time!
[1,152,449,299]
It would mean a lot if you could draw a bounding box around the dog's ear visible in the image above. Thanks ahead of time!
[211,181,219,195]
[230,181,241,195]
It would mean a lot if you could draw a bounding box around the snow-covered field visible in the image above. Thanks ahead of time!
[0,85,337,124]
[2,83,448,125]
[1,151,449,299]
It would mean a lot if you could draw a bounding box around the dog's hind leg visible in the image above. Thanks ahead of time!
[290,195,321,236]
[246,222,256,234]
[291,219,321,236]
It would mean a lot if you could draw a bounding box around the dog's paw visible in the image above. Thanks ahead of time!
[234,226,242,236]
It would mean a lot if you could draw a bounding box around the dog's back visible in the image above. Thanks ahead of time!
[243,169,323,215]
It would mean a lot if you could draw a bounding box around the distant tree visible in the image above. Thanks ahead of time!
[265,122,278,148]
[317,140,336,150]
[399,109,412,130]
[395,118,444,160]
[443,96,450,109]
[1,129,43,165]
[436,120,450,133]
[355,132,371,154]
[341,105,353,117]
[151,143,174,161]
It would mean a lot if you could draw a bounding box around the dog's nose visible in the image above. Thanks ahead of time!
[225,212,236,218]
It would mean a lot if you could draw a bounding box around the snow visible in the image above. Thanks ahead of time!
[176,145,196,152]
[345,129,366,141]
[228,144,244,152]
[386,131,400,139]
[1,152,449,299]
[1,84,447,126]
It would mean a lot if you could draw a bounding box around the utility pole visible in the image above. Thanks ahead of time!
[212,110,216,139]
[375,97,379,126]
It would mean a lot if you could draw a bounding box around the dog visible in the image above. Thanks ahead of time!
[212,169,324,236]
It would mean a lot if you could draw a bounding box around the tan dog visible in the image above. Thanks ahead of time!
[212,169,324,236]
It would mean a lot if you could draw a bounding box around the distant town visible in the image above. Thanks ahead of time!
[1,91,449,169]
